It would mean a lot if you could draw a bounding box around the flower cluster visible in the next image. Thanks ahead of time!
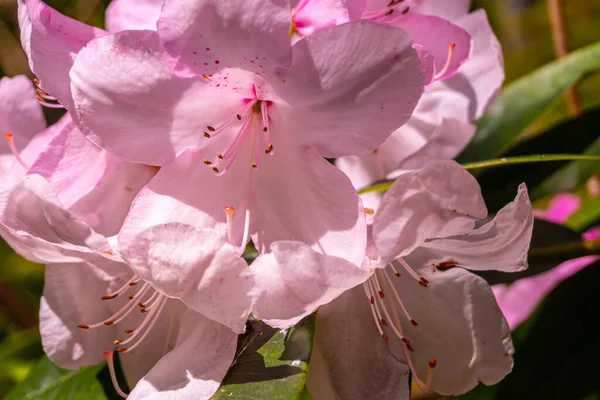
[0,0,534,399]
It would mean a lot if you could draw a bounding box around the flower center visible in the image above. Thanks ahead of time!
[202,85,274,176]
[363,258,437,392]
[78,275,169,398]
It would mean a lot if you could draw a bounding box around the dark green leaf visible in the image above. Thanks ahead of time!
[476,219,594,285]
[458,41,600,163]
[0,329,41,361]
[357,154,600,197]
[566,197,600,232]
[213,314,316,400]
[5,357,107,400]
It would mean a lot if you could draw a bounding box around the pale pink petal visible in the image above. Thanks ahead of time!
[385,259,513,395]
[118,149,250,251]
[40,261,132,369]
[416,0,470,20]
[494,255,598,329]
[27,120,107,208]
[158,0,293,76]
[273,20,425,158]
[105,0,163,32]
[122,141,367,266]
[249,136,367,265]
[68,159,157,237]
[292,0,365,36]
[128,309,236,400]
[0,175,114,264]
[394,13,471,81]
[18,0,106,107]
[373,161,487,264]
[69,30,241,165]
[540,193,580,224]
[0,75,46,151]
[422,184,533,273]
[250,241,370,329]
[306,287,411,400]
[439,10,504,120]
[120,223,253,333]
[398,118,476,169]
[0,114,69,182]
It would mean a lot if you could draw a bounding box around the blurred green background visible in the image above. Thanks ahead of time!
[0,0,599,398]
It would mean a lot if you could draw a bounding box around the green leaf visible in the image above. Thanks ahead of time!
[494,260,600,399]
[0,329,41,361]
[457,41,600,163]
[476,219,595,285]
[566,196,600,232]
[531,135,600,200]
[357,154,600,196]
[5,357,107,400]
[213,314,316,400]
[462,154,600,171]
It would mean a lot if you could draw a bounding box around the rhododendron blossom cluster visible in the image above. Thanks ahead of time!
[0,0,536,399]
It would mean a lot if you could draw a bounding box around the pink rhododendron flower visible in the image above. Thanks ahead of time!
[493,193,600,329]
[258,161,532,399]
[337,1,504,209]
[0,174,254,399]
[63,0,428,314]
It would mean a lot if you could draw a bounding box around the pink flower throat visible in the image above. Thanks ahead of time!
[201,87,275,176]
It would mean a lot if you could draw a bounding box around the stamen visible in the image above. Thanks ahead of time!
[363,282,387,340]
[382,269,418,326]
[426,358,437,390]
[223,206,235,245]
[204,100,256,139]
[211,115,254,175]
[3,134,28,169]
[118,295,167,353]
[101,276,140,300]
[393,258,428,287]
[433,43,457,81]
[369,278,411,345]
[35,94,64,108]
[261,101,274,155]
[104,351,128,398]
[79,283,149,329]
[364,208,375,215]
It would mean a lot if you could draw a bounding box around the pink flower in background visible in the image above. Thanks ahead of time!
[493,193,600,329]
[292,0,473,83]
[252,161,534,398]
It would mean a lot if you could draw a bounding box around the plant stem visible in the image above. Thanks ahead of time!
[548,0,582,116]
